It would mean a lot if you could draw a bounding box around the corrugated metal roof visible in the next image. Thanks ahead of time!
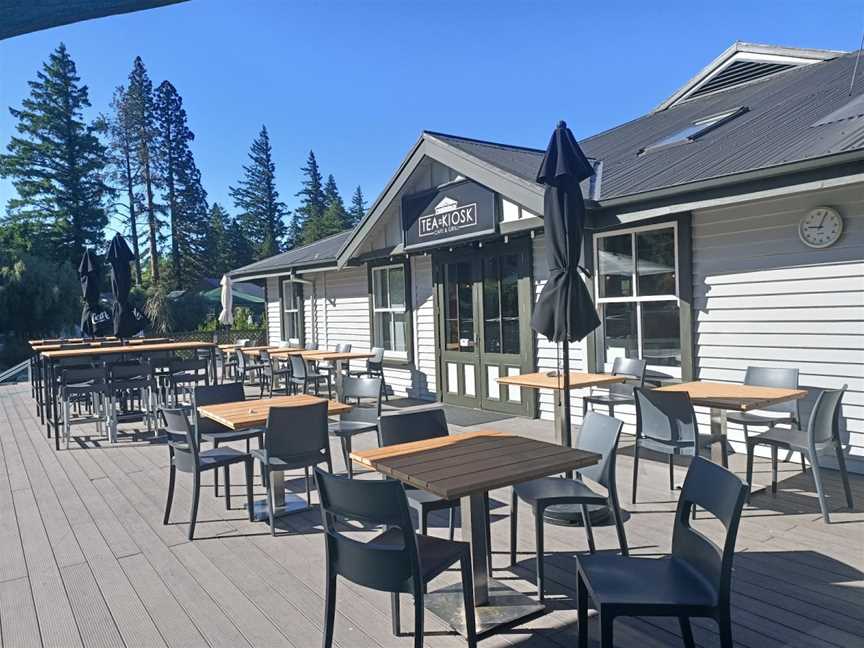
[425,132,546,183]
[230,230,351,278]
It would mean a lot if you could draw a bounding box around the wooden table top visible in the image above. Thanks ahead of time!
[497,371,625,391]
[303,351,374,362]
[197,394,351,430]
[351,430,600,500]
[42,340,215,359]
[30,336,117,346]
[33,337,172,354]
[656,381,807,411]
[219,344,273,352]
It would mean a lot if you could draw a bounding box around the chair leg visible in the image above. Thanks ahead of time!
[611,496,628,556]
[577,572,588,648]
[770,445,778,495]
[718,611,733,648]
[448,506,456,541]
[412,591,424,648]
[835,441,854,510]
[581,504,596,553]
[669,454,676,490]
[720,434,729,468]
[631,443,640,504]
[244,460,254,522]
[800,452,807,473]
[304,467,312,505]
[809,450,831,523]
[510,489,518,566]
[189,472,200,541]
[600,608,614,648]
[420,508,428,535]
[390,592,400,636]
[534,505,545,601]
[224,465,231,509]
[323,570,337,648]
[163,464,176,525]
[267,469,276,536]
[679,616,696,648]
[745,441,755,502]
[213,440,219,497]
[459,551,477,648]
[340,436,353,478]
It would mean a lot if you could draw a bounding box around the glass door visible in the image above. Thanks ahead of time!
[440,260,481,408]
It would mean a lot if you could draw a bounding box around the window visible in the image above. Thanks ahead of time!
[595,223,680,369]
[639,107,748,154]
[371,264,409,357]
[282,280,303,343]
[482,254,520,354]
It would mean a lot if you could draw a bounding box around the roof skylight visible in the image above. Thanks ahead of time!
[639,107,749,154]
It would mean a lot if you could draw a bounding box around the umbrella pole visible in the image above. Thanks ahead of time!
[562,339,573,477]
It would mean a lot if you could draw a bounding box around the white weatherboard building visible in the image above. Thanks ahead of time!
[231,42,864,474]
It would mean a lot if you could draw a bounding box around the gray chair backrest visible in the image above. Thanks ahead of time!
[60,366,107,392]
[575,412,624,490]
[193,383,245,437]
[743,366,800,417]
[807,386,847,445]
[368,347,385,369]
[234,349,248,373]
[378,406,448,447]
[672,457,749,608]
[341,376,383,422]
[288,337,300,346]
[610,357,647,396]
[160,407,199,471]
[305,342,318,350]
[265,401,329,458]
[634,388,698,449]
[316,467,420,593]
[289,354,307,379]
[335,343,351,353]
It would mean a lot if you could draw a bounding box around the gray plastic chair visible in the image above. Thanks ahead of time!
[510,411,628,600]
[328,376,382,478]
[577,457,749,648]
[168,358,209,405]
[59,366,110,448]
[348,347,388,400]
[235,349,267,396]
[727,366,805,469]
[746,386,852,523]
[316,468,477,648]
[260,349,291,396]
[632,387,727,504]
[250,401,332,535]
[161,407,253,540]
[582,357,647,418]
[108,361,154,438]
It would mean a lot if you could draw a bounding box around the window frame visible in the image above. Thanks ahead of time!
[368,259,414,364]
[281,278,304,345]
[593,221,682,376]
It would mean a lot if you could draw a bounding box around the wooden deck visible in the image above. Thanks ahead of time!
[0,381,862,647]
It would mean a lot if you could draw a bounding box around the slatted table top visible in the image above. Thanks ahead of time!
[41,340,214,359]
[302,351,374,362]
[351,430,599,500]
[656,381,807,411]
[197,394,351,430]
[219,344,273,351]
[496,371,626,391]
[29,336,117,346]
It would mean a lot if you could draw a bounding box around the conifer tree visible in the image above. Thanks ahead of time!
[224,217,254,270]
[295,150,326,245]
[203,202,230,275]
[315,174,348,238]
[154,80,207,287]
[348,185,367,227]
[0,43,109,268]
[107,85,143,283]
[229,125,288,259]
[126,56,161,283]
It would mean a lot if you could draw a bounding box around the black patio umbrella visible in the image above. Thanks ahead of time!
[531,120,600,449]
[78,248,100,337]
[106,233,146,338]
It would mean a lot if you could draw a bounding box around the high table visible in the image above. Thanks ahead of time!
[655,381,808,479]
[198,394,350,519]
[302,351,374,399]
[40,340,216,449]
[351,430,599,638]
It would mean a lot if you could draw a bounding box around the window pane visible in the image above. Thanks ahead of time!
[598,234,633,297]
[637,229,676,296]
[500,254,519,319]
[373,269,388,309]
[390,312,406,351]
[374,312,389,350]
[502,318,519,354]
[483,258,500,353]
[641,301,680,367]
[389,267,405,309]
[603,302,637,364]
[445,263,474,353]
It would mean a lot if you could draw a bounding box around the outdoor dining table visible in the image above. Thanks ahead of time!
[351,429,600,638]
[39,340,217,448]
[197,394,351,520]
[302,350,374,399]
[655,380,808,473]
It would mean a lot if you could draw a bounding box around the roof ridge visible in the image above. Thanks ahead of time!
[424,130,546,154]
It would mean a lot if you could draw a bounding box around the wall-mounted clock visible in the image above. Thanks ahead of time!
[798,206,843,249]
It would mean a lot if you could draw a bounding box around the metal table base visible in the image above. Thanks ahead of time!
[252,470,313,522]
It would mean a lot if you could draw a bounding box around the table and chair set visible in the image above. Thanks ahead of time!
[25,336,854,647]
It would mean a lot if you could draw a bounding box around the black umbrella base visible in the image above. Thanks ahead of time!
[542,502,612,527]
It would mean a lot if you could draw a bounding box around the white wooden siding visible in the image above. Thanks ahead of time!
[692,182,864,473]
[265,277,281,345]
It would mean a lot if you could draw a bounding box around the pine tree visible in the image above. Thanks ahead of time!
[203,202,230,276]
[229,125,288,259]
[125,56,161,283]
[348,185,367,227]
[107,85,144,284]
[154,80,207,288]
[224,217,254,271]
[0,43,109,268]
[323,174,349,227]
[295,150,326,245]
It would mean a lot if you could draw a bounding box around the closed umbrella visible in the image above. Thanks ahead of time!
[532,120,600,449]
[78,248,100,337]
[218,274,234,326]
[106,233,146,338]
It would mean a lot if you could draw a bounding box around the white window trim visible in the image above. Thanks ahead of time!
[593,221,681,377]
[371,263,409,360]
[281,279,303,343]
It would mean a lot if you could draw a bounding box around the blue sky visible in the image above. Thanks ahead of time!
[1,0,862,230]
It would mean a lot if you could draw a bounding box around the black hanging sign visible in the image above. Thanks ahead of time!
[402,179,497,250]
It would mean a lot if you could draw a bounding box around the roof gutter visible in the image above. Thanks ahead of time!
[229,263,339,282]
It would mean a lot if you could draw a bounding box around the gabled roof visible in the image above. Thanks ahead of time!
[424,132,546,183]
[229,230,351,279]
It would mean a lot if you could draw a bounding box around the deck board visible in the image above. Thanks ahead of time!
[1,381,862,648]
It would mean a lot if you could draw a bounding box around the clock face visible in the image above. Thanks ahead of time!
[799,207,843,249]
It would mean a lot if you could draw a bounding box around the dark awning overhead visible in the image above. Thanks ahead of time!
[1,0,188,40]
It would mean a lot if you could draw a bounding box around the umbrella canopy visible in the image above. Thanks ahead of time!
[218,274,234,326]
[106,233,145,338]
[78,248,112,337]
[531,120,599,343]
